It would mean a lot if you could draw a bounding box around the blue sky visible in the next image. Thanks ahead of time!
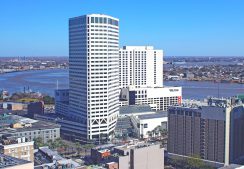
[0,0,243,56]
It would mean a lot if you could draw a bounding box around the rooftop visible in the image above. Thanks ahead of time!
[0,153,32,168]
[0,114,60,135]
[35,147,80,168]
[137,112,167,120]
[119,105,153,115]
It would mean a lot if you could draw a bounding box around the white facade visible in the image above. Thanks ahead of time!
[131,114,167,139]
[120,86,182,111]
[119,46,163,88]
[69,14,119,140]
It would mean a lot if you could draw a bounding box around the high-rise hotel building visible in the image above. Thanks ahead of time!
[69,14,119,140]
[119,46,163,88]
[119,46,182,111]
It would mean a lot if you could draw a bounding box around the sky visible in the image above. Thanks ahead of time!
[0,0,244,57]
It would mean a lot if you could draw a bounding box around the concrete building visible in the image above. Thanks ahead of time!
[90,142,164,169]
[105,162,118,169]
[168,97,244,165]
[0,114,60,143]
[0,153,33,169]
[27,101,44,118]
[69,14,119,140]
[7,103,24,111]
[55,89,69,117]
[119,46,163,88]
[130,112,167,139]
[119,86,182,111]
[113,143,164,169]
[34,146,81,169]
[0,136,34,162]
[117,105,167,139]
[119,46,182,111]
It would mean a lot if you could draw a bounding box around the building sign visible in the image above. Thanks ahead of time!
[169,89,179,92]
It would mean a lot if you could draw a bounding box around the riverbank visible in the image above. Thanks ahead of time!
[165,78,244,84]
[0,67,68,74]
[1,69,244,99]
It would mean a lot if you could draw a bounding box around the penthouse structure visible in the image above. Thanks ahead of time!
[168,97,244,165]
[69,14,119,140]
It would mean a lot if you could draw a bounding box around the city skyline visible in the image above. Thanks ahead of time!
[0,0,244,57]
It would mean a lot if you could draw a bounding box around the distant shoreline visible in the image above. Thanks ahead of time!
[0,67,68,74]
[165,79,244,84]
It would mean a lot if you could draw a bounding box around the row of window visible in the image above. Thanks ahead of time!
[90,17,119,26]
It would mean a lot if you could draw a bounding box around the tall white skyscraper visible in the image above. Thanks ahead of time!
[69,14,119,140]
[119,46,163,88]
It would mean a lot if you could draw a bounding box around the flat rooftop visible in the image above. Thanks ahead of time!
[137,112,167,120]
[119,105,153,115]
[0,115,60,135]
[0,153,32,168]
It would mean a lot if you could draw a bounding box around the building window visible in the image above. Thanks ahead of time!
[144,124,148,128]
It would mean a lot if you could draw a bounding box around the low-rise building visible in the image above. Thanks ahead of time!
[0,114,60,143]
[131,112,167,139]
[114,143,164,169]
[7,103,24,111]
[27,101,44,118]
[90,142,164,169]
[119,86,182,111]
[116,105,168,139]
[0,136,34,162]
[0,153,33,169]
[34,146,81,169]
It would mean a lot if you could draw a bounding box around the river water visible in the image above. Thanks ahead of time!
[0,69,244,99]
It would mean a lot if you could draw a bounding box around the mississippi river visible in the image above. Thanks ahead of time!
[0,69,244,99]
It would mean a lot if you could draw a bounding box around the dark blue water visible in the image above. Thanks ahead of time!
[0,69,244,99]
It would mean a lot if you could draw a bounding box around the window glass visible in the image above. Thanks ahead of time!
[99,17,103,23]
[91,17,94,23]
[103,18,107,24]
[144,124,148,128]
[108,18,112,25]
[95,17,98,23]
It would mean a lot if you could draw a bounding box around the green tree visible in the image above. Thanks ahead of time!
[75,142,82,155]
[33,137,44,148]
[43,95,54,104]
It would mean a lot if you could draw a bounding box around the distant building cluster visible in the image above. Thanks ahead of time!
[0,56,68,73]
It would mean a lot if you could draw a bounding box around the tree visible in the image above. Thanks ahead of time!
[75,142,82,155]
[187,155,204,169]
[43,95,54,104]
[33,137,44,148]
